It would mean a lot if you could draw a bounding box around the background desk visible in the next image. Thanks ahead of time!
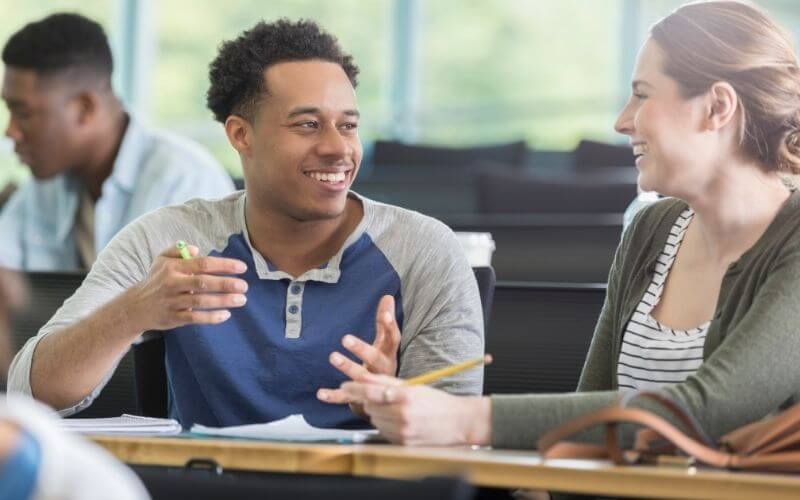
[92,436,800,499]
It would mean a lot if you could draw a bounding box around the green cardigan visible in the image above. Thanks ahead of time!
[491,190,800,449]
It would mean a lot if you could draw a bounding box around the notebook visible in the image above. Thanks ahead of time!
[190,414,379,443]
[60,414,182,436]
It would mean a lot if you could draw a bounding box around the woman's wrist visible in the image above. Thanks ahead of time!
[462,396,492,446]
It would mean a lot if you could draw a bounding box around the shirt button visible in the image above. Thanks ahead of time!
[291,285,302,295]
[288,305,299,314]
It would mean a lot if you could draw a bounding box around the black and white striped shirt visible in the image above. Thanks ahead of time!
[617,208,709,391]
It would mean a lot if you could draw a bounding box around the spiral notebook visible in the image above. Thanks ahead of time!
[60,414,182,436]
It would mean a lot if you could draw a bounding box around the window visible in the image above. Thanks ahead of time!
[416,0,623,148]
[2,0,800,189]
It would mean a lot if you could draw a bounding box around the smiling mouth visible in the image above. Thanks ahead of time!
[302,169,355,192]
[304,171,347,183]
[632,143,649,162]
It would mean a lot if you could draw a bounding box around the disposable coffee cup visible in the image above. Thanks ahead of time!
[455,232,495,267]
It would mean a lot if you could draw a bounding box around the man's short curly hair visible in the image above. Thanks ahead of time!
[207,19,359,123]
[2,13,112,80]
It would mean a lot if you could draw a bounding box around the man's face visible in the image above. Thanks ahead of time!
[2,67,85,179]
[242,60,362,221]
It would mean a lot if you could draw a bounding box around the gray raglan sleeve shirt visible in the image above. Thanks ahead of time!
[367,204,485,396]
[6,211,156,415]
[8,196,487,415]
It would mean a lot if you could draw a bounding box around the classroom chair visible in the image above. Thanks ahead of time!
[6,271,139,417]
[133,466,476,500]
[372,139,528,168]
[484,281,605,395]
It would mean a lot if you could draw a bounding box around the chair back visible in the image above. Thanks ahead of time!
[7,272,139,417]
[478,170,637,214]
[484,281,606,395]
[134,333,169,418]
[444,212,623,283]
[133,467,476,500]
[373,140,528,168]
[574,139,635,168]
[472,267,495,334]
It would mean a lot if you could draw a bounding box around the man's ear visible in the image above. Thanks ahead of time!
[224,115,253,157]
[706,81,738,132]
[73,90,99,126]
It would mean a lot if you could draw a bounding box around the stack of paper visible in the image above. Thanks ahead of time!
[191,414,379,443]
[60,414,182,436]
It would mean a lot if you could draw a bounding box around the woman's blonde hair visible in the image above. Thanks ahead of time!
[652,1,800,173]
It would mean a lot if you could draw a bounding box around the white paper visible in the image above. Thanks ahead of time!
[190,414,378,443]
[60,414,182,435]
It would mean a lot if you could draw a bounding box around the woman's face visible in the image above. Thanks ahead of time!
[614,39,713,198]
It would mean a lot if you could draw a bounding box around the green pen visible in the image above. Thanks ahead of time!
[176,240,192,260]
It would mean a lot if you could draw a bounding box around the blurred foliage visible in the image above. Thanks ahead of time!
[1,0,800,184]
[149,0,625,176]
[416,0,621,147]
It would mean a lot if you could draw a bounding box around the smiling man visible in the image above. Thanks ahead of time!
[8,19,484,429]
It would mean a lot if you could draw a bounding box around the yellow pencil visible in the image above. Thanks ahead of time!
[404,354,493,386]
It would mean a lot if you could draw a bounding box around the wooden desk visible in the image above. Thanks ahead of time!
[92,435,800,499]
[93,436,352,475]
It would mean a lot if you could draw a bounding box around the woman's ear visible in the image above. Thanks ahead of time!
[224,115,253,157]
[706,81,739,131]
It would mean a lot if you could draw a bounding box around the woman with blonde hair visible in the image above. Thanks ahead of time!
[322,0,800,449]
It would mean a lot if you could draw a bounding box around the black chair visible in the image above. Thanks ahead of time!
[7,272,139,417]
[133,467,476,500]
[574,139,635,168]
[472,266,495,334]
[372,139,528,168]
[351,177,479,213]
[443,212,623,283]
[484,281,606,395]
[478,170,637,214]
[135,267,497,419]
[134,332,169,418]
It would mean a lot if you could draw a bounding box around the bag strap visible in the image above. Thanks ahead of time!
[622,391,715,447]
[537,405,735,468]
[721,402,800,455]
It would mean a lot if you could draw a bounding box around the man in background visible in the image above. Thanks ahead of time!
[0,13,234,271]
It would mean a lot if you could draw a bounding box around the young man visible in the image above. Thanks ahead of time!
[0,13,234,271]
[8,20,484,429]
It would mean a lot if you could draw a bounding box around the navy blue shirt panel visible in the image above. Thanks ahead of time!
[165,232,404,428]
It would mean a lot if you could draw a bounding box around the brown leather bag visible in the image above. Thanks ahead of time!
[537,392,800,472]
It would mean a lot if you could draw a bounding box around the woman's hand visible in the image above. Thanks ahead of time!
[316,295,401,415]
[340,373,492,446]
